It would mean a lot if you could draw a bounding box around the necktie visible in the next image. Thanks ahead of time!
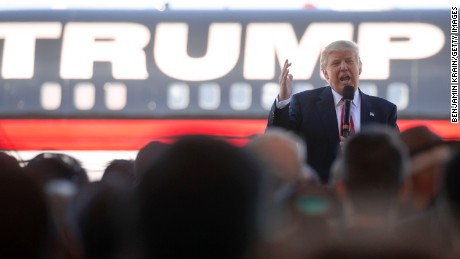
[340,100,355,136]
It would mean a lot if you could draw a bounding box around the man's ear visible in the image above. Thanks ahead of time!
[323,69,329,80]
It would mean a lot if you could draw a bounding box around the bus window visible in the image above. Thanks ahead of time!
[74,82,95,110]
[104,82,127,110]
[387,82,409,111]
[148,101,157,111]
[230,83,252,111]
[41,82,62,110]
[293,83,313,94]
[168,83,189,110]
[359,82,378,96]
[199,83,220,110]
[262,82,278,110]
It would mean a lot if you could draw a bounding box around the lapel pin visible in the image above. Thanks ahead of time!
[370,112,375,117]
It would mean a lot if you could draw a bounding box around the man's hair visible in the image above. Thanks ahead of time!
[320,40,362,74]
[334,126,409,197]
[246,128,307,177]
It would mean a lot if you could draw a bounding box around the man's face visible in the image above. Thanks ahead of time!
[323,50,361,95]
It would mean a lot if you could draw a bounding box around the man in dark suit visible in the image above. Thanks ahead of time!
[267,40,398,184]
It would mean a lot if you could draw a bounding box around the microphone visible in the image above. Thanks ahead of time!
[342,85,354,137]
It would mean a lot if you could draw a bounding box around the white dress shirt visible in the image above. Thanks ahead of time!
[331,88,361,135]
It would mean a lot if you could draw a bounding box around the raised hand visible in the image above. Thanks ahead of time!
[279,59,293,101]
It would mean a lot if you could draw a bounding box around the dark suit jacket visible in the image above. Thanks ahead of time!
[267,86,398,184]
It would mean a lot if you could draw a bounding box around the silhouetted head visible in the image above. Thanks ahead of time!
[246,128,307,183]
[0,151,21,172]
[0,166,51,258]
[68,181,132,259]
[101,159,135,189]
[442,148,460,217]
[137,135,261,259]
[399,126,451,210]
[24,152,89,189]
[135,141,170,179]
[333,126,409,199]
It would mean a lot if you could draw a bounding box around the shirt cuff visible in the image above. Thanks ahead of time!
[276,96,291,109]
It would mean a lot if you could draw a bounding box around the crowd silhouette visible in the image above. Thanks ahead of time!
[0,124,459,259]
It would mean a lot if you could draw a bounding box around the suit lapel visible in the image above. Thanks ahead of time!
[317,87,340,140]
[360,90,376,125]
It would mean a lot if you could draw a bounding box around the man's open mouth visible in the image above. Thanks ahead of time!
[340,76,351,82]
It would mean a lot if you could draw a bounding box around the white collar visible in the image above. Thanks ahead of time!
[331,87,361,108]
